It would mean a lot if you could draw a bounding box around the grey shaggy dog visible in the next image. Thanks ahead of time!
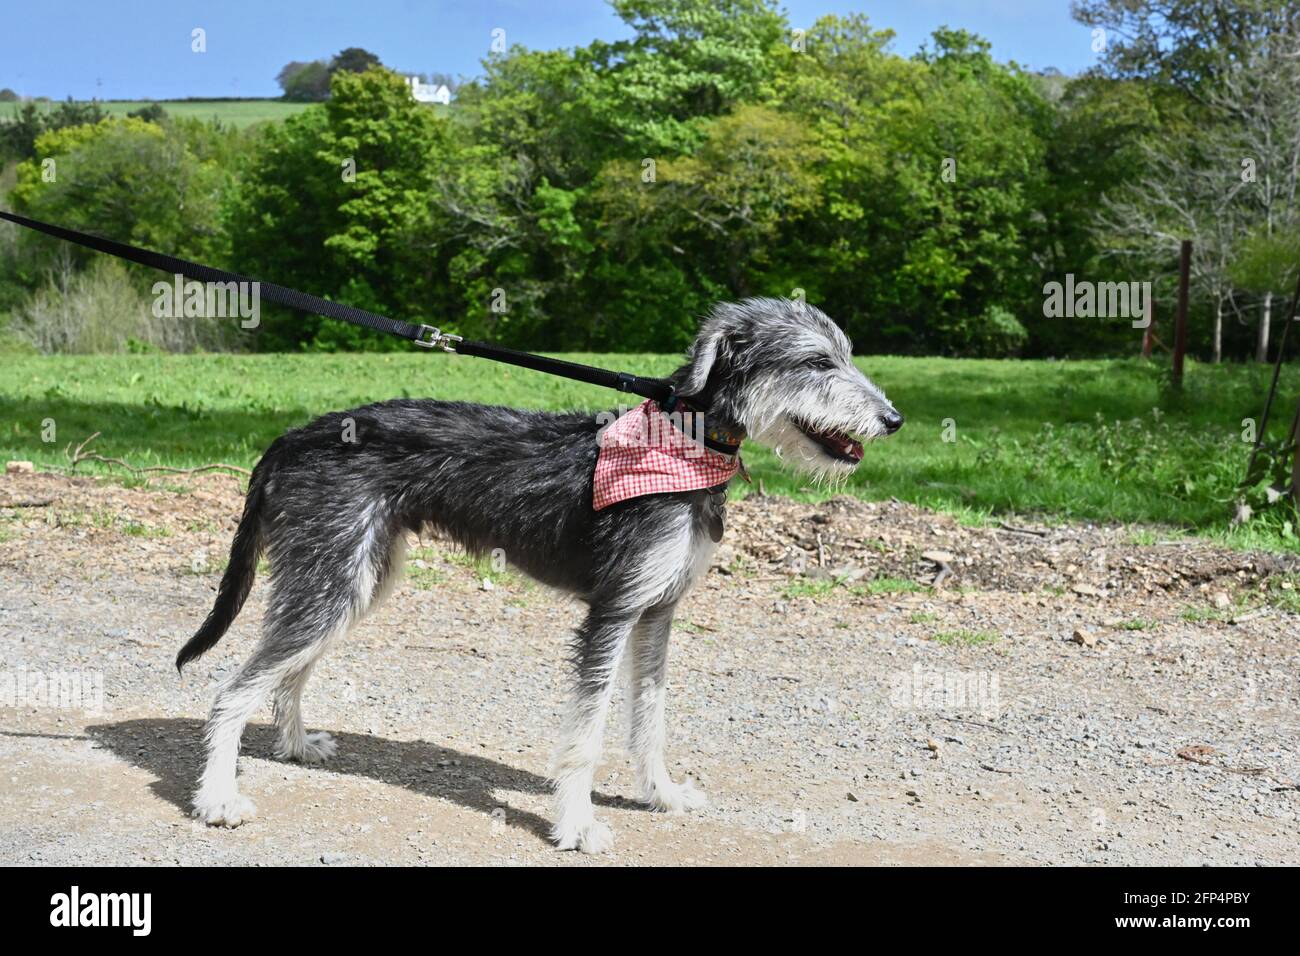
[177,297,903,853]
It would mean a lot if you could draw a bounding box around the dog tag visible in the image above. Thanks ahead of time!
[704,492,726,542]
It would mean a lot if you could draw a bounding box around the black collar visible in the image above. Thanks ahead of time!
[661,398,744,456]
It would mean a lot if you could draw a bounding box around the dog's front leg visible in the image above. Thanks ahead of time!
[550,608,636,853]
[627,602,706,813]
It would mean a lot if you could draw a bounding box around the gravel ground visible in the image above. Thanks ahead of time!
[1,470,1298,866]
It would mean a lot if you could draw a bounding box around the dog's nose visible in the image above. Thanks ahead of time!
[881,410,904,434]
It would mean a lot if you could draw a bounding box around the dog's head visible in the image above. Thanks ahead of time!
[673,298,902,476]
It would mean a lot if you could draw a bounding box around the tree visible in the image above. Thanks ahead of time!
[2,97,110,161]
[277,49,385,103]
[1035,75,1164,356]
[0,102,45,160]
[771,17,1049,353]
[1230,227,1300,361]
[1099,31,1300,363]
[8,117,227,282]
[1207,36,1300,362]
[226,67,444,349]
[126,102,168,124]
[433,45,615,346]
[1071,0,1300,100]
[278,60,331,101]
[1097,133,1244,363]
[46,98,106,130]
[597,105,822,300]
[277,61,313,93]
[1077,0,1300,361]
[586,0,787,153]
[0,88,17,102]
[330,47,383,75]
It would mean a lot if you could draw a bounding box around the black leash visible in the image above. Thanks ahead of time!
[0,209,677,405]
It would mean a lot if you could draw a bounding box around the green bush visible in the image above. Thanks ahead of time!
[934,305,1030,357]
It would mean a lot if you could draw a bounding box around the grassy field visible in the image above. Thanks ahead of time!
[3,99,311,128]
[1,352,1297,551]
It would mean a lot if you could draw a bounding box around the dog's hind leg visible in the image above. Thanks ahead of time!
[626,601,706,813]
[192,633,329,827]
[271,527,405,764]
[195,516,392,826]
[550,608,637,853]
[271,658,336,764]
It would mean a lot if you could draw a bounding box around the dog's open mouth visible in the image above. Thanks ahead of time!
[793,419,864,463]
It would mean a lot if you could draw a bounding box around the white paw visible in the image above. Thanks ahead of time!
[193,792,257,828]
[276,730,337,764]
[299,731,338,763]
[644,777,707,814]
[553,819,614,854]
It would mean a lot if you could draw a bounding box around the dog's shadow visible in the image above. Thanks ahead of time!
[85,718,634,844]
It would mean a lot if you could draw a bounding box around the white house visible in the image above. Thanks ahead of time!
[407,76,450,105]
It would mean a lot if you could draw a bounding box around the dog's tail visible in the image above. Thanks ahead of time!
[176,454,272,673]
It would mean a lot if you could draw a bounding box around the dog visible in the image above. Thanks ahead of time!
[176,297,903,852]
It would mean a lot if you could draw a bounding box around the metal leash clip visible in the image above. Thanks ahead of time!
[414,325,463,352]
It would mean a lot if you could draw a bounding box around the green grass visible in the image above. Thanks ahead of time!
[782,574,929,600]
[403,542,531,590]
[932,629,999,647]
[405,546,448,590]
[443,548,527,587]
[121,519,169,538]
[40,507,168,537]
[1265,574,1300,612]
[1117,617,1155,631]
[1180,605,1231,623]
[1178,579,1300,619]
[781,578,839,600]
[860,576,928,596]
[1,352,1297,551]
[4,99,311,128]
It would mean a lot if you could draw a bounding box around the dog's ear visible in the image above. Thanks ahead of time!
[679,327,727,398]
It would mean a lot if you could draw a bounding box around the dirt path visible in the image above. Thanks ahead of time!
[2,471,1298,866]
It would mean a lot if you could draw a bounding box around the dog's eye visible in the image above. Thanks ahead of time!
[807,357,836,371]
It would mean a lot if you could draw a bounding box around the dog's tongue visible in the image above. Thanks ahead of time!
[814,427,864,462]
[836,435,865,462]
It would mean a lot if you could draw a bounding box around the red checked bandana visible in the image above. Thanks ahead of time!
[593,399,744,511]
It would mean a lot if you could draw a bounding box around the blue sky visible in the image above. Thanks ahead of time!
[2,1,1098,101]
